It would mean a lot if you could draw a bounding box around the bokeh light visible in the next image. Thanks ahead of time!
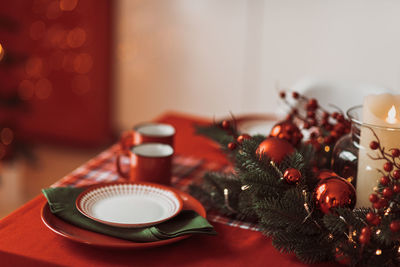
[59,0,78,11]
[18,80,35,100]
[62,52,76,72]
[25,56,43,77]
[73,53,93,74]
[67,27,86,48]
[46,25,68,49]
[1,128,14,145]
[30,21,46,40]
[46,0,62,19]
[35,78,53,99]
[71,75,91,95]
[0,43,4,61]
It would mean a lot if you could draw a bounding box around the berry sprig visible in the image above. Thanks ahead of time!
[219,119,251,151]
[360,131,400,245]
[279,90,351,149]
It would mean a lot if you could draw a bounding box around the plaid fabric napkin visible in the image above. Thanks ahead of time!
[50,145,261,232]
[42,187,216,242]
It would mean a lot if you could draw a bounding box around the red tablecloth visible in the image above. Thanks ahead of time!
[0,112,339,267]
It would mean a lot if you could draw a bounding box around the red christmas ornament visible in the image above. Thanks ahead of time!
[314,176,356,214]
[221,120,231,130]
[237,134,251,144]
[269,121,303,146]
[283,168,302,184]
[317,169,338,180]
[256,137,295,163]
[227,142,237,150]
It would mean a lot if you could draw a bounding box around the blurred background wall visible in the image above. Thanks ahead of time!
[114,0,400,130]
[1,0,400,217]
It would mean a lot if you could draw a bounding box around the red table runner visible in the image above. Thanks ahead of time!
[0,112,339,267]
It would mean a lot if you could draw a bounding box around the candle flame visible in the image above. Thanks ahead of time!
[386,105,398,124]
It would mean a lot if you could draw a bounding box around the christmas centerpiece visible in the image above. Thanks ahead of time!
[191,91,400,266]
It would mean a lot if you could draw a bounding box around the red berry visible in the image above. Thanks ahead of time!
[291,108,298,115]
[222,120,230,129]
[337,114,345,123]
[359,233,370,244]
[393,170,400,180]
[303,122,310,129]
[307,98,318,110]
[330,131,339,139]
[369,193,379,203]
[334,123,345,134]
[371,216,381,226]
[237,134,251,144]
[383,187,393,198]
[309,118,317,127]
[322,112,330,119]
[373,202,381,209]
[384,162,393,172]
[378,198,389,209]
[361,227,371,236]
[366,212,376,223]
[369,141,379,150]
[380,176,390,186]
[279,91,286,98]
[307,111,315,118]
[227,142,237,150]
[391,148,400,157]
[393,184,400,193]
[292,92,299,99]
[325,124,333,131]
[332,112,339,119]
[390,221,400,232]
[324,136,334,144]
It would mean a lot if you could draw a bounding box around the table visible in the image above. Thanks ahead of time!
[0,112,339,267]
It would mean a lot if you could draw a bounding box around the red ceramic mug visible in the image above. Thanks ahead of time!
[120,123,175,150]
[116,143,174,185]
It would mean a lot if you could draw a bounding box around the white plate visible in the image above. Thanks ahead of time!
[235,114,280,136]
[76,182,183,228]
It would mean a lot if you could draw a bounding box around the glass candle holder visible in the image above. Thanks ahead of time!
[332,105,400,208]
[331,106,361,188]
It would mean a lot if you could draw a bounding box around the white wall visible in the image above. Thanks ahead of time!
[114,0,400,130]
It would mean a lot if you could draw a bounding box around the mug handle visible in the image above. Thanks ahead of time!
[116,149,132,179]
[120,131,134,151]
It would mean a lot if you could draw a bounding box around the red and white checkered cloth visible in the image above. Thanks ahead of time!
[51,144,261,232]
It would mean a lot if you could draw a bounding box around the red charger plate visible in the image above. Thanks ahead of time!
[41,188,206,249]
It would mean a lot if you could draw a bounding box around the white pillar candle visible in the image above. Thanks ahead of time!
[356,94,400,208]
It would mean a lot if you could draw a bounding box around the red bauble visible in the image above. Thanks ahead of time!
[283,168,302,184]
[317,169,338,180]
[269,121,303,146]
[221,120,230,129]
[314,176,356,214]
[237,134,251,144]
[256,137,295,163]
[228,142,237,150]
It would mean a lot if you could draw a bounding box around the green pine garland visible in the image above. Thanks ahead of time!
[190,124,400,266]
